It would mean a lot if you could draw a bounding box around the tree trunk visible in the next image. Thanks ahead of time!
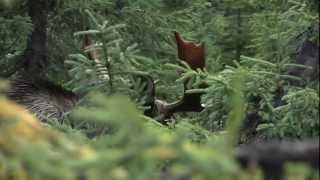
[235,8,242,62]
[22,0,49,75]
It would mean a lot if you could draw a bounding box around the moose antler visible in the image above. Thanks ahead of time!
[144,32,207,124]
[83,34,109,81]
[174,32,205,70]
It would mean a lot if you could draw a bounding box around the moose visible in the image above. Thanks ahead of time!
[6,0,208,123]
[7,31,207,124]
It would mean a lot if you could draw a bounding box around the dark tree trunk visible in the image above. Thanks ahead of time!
[22,0,49,75]
[235,8,242,62]
[8,0,79,122]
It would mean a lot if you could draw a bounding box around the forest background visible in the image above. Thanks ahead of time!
[0,0,319,179]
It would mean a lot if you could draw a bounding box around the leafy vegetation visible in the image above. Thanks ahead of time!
[0,0,319,179]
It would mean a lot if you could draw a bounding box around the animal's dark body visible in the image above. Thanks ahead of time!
[7,72,78,121]
[3,0,79,121]
[288,40,319,85]
[242,38,319,143]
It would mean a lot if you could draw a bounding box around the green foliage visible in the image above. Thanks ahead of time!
[0,0,319,179]
[161,0,189,8]
[248,0,319,64]
[0,15,32,77]
[271,88,319,138]
[0,0,318,139]
[0,90,241,180]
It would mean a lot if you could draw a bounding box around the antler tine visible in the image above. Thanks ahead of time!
[82,34,109,81]
[134,74,156,117]
[83,34,92,50]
